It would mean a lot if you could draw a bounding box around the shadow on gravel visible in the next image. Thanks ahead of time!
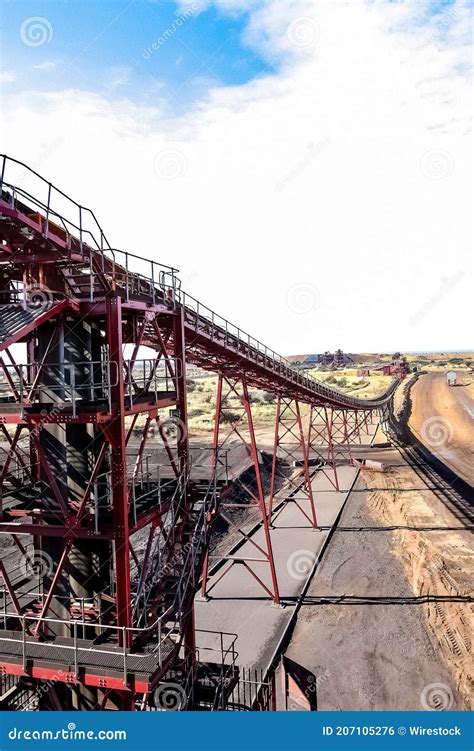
[299,595,473,605]
[388,373,474,524]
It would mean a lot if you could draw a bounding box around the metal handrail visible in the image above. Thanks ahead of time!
[0,153,397,411]
[194,628,239,667]
[174,287,399,409]
[0,358,177,414]
[0,154,179,304]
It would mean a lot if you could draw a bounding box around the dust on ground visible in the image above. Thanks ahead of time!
[366,463,473,708]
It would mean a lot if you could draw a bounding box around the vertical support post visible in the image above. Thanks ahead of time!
[306,406,340,492]
[342,410,353,460]
[324,407,340,491]
[268,395,281,521]
[353,411,363,444]
[172,308,189,484]
[294,400,317,528]
[200,372,223,599]
[270,398,318,527]
[106,296,132,645]
[172,307,194,656]
[242,378,280,605]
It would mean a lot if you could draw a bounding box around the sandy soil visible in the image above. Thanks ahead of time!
[366,462,473,709]
[284,456,470,709]
[409,372,474,486]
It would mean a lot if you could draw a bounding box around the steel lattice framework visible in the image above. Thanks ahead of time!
[0,155,397,711]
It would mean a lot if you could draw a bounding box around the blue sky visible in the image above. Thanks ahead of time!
[0,0,276,111]
[0,0,471,351]
[0,1,465,110]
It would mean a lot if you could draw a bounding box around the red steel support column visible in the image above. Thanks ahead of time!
[202,375,280,604]
[172,306,194,656]
[306,406,340,492]
[295,399,317,527]
[324,407,340,491]
[200,372,223,599]
[268,395,281,521]
[106,295,132,643]
[269,398,318,527]
[172,307,189,480]
[242,379,280,605]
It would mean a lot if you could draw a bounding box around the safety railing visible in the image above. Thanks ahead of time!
[1,608,237,701]
[195,628,238,669]
[0,154,110,257]
[0,360,114,417]
[128,462,182,532]
[125,358,177,408]
[172,469,219,613]
[0,284,68,308]
[0,154,180,300]
[0,609,180,686]
[0,488,219,686]
[0,358,177,417]
[0,541,40,607]
[0,450,38,488]
[0,153,397,411]
[134,466,219,629]
[175,287,399,409]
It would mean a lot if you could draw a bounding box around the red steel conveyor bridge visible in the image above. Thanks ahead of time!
[0,155,397,711]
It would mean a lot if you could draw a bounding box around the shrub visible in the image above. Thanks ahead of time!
[221,410,240,424]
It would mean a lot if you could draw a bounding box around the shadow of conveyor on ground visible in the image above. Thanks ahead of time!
[388,373,474,526]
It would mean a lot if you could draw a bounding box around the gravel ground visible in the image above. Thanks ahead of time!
[284,467,467,710]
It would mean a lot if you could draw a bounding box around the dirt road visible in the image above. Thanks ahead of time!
[409,372,473,487]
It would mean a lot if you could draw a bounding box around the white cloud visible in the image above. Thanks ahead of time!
[31,60,58,71]
[0,70,16,84]
[1,0,471,353]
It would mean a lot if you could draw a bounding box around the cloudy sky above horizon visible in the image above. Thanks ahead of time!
[0,0,472,354]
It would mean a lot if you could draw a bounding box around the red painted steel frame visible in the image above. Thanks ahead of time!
[200,374,280,605]
[106,295,132,640]
[0,155,395,710]
[268,397,318,527]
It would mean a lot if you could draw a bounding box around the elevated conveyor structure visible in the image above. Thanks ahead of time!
[0,156,397,710]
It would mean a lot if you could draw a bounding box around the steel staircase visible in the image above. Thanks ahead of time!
[0,300,69,352]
